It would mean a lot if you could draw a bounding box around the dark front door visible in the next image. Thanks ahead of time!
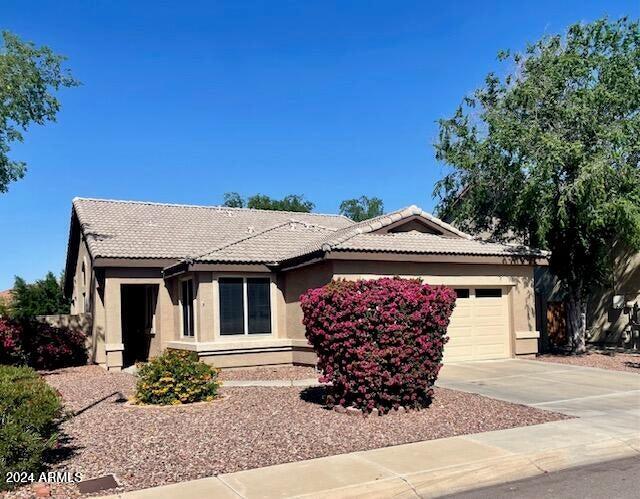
[121,284,157,366]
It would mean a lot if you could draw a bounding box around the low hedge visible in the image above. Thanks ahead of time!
[134,350,220,405]
[301,277,456,414]
[0,365,63,490]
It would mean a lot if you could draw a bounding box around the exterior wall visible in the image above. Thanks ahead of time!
[92,259,540,368]
[69,236,93,315]
[282,261,334,341]
[588,248,640,346]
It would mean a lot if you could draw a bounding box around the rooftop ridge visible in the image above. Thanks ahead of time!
[191,219,337,262]
[72,196,353,221]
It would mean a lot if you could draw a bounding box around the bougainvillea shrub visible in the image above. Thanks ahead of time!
[301,277,456,414]
[0,319,87,370]
[0,319,26,366]
[24,321,88,370]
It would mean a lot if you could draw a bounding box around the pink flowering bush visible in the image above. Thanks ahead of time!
[301,278,456,414]
[0,319,26,365]
[0,319,86,370]
[24,322,87,370]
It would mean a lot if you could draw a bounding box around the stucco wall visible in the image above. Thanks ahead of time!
[69,236,93,315]
[589,248,640,345]
[90,257,540,368]
[282,261,334,340]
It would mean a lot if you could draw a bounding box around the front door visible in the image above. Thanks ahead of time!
[121,284,157,366]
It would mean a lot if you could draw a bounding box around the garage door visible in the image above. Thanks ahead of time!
[442,287,511,362]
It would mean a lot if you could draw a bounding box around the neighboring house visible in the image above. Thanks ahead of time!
[535,246,640,350]
[440,209,640,350]
[64,197,546,371]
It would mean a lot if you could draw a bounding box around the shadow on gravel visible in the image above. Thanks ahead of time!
[299,386,330,408]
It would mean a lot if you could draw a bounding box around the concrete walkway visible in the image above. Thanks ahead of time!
[107,359,640,499]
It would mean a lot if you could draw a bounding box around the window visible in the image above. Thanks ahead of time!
[181,279,195,337]
[476,288,502,298]
[454,288,470,299]
[219,277,271,336]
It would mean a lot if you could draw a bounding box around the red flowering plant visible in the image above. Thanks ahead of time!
[300,277,456,414]
[23,321,87,370]
[0,318,26,365]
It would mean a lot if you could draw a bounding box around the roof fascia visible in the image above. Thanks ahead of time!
[326,250,548,266]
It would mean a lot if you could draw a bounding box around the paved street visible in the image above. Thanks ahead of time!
[446,455,640,498]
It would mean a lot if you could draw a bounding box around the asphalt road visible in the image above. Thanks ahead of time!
[444,456,640,499]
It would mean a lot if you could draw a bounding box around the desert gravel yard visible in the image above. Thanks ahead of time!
[218,365,317,381]
[5,365,569,497]
[535,351,640,374]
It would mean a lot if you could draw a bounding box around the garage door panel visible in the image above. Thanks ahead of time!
[443,289,510,362]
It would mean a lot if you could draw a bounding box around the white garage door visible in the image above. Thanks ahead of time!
[442,287,511,362]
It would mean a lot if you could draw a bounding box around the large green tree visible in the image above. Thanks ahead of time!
[222,192,315,212]
[339,196,384,221]
[0,31,79,192]
[434,17,640,353]
[10,272,69,321]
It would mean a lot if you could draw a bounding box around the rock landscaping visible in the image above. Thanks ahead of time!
[2,365,570,497]
[535,351,640,374]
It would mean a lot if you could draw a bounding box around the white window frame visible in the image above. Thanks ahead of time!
[217,276,274,338]
[179,277,197,339]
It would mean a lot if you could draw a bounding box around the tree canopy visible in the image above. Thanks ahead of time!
[339,196,384,221]
[0,31,79,193]
[433,17,640,351]
[10,272,69,321]
[222,192,315,212]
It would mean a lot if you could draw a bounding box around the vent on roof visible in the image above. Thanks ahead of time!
[247,226,255,234]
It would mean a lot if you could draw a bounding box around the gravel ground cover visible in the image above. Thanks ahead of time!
[535,351,640,374]
[4,365,569,498]
[219,365,317,381]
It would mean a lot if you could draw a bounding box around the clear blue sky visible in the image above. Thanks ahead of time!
[0,1,637,290]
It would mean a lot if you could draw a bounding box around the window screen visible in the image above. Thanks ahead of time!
[476,288,502,298]
[247,278,271,334]
[219,278,244,335]
[454,288,470,299]
[181,279,194,337]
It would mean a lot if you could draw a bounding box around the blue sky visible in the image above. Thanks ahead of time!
[0,1,637,289]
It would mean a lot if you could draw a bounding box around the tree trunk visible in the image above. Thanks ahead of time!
[566,292,587,354]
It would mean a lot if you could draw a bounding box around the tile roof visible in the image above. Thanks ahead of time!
[72,198,352,259]
[333,232,543,257]
[71,198,543,267]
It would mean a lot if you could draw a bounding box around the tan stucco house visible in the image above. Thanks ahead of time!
[64,198,546,371]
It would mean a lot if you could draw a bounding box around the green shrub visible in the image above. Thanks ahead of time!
[0,365,63,490]
[135,350,220,405]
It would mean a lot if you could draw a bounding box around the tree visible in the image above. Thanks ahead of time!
[222,192,315,212]
[10,272,70,321]
[223,192,244,208]
[339,196,384,221]
[433,17,640,353]
[0,31,79,193]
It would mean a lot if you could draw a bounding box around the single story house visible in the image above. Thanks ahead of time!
[64,197,546,371]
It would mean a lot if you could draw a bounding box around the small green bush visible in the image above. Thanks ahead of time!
[0,365,63,490]
[135,350,220,405]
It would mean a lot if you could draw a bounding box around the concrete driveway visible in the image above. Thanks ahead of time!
[438,358,640,426]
